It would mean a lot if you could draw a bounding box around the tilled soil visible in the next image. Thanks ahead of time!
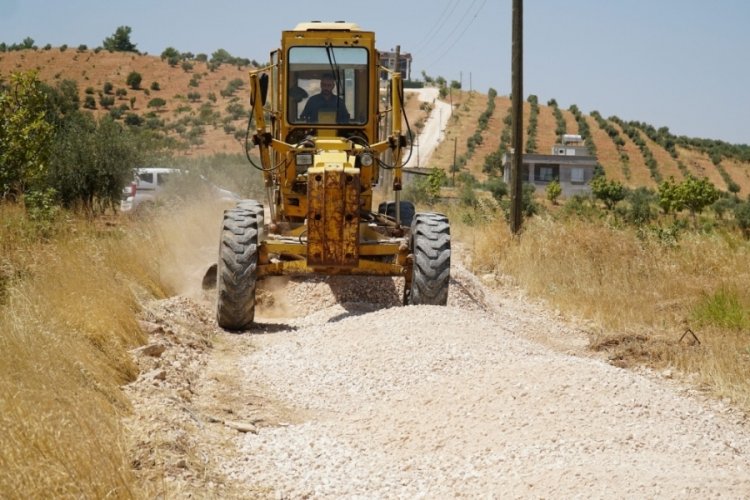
[124,260,750,498]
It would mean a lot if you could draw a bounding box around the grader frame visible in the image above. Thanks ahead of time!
[214,22,450,330]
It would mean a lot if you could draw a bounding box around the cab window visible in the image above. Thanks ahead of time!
[287,46,368,125]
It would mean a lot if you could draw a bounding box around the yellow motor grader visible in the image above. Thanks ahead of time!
[213,21,450,330]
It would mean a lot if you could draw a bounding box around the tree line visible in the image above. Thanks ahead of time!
[0,71,166,215]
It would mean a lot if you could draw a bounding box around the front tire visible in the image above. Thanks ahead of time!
[404,213,451,305]
[216,201,263,331]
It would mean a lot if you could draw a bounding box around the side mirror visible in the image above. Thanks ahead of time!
[259,73,269,105]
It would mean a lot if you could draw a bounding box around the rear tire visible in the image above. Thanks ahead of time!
[216,200,263,331]
[404,213,451,305]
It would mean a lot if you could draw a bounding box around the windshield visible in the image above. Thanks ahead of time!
[287,46,368,125]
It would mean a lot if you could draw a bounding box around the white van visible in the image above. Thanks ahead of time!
[120,167,180,213]
[120,167,241,214]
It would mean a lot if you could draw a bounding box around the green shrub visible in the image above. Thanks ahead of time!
[546,179,562,204]
[691,288,749,331]
[150,81,160,91]
[734,201,750,238]
[125,71,142,90]
[160,47,179,61]
[625,187,656,225]
[147,97,166,110]
[109,107,124,119]
[102,81,113,94]
[484,176,508,201]
[99,95,115,108]
[221,78,245,97]
[123,113,143,126]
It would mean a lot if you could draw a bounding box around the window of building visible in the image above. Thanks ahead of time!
[535,164,559,182]
[570,167,585,184]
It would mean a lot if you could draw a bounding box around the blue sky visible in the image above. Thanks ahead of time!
[1,0,748,144]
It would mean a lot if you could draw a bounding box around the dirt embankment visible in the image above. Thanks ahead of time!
[125,256,750,498]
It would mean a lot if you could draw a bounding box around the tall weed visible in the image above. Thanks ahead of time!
[0,205,170,497]
[453,208,750,408]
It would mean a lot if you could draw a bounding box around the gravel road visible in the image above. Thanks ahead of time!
[127,257,750,498]
[404,88,452,169]
[214,264,749,498]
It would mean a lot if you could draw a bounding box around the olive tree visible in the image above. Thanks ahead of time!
[103,26,137,52]
[590,176,625,210]
[0,71,54,199]
[677,176,718,223]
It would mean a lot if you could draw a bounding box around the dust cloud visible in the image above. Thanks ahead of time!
[154,196,230,299]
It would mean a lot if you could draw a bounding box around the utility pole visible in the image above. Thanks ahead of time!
[510,0,523,234]
[452,137,457,186]
[439,107,443,140]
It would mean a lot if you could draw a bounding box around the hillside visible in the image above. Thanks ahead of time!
[3,46,749,195]
[0,47,255,156]
[425,90,750,197]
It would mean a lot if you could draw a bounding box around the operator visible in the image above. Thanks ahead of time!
[300,74,350,123]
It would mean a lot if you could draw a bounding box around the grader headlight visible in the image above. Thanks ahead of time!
[359,152,374,167]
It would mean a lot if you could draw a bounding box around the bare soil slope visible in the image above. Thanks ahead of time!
[0,48,253,156]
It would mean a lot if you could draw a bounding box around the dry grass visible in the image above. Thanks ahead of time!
[0,205,171,498]
[450,206,750,408]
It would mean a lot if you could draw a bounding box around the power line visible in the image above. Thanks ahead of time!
[412,0,460,54]
[421,0,488,69]
[417,0,479,59]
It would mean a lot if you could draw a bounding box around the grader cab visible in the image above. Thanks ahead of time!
[214,21,451,330]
